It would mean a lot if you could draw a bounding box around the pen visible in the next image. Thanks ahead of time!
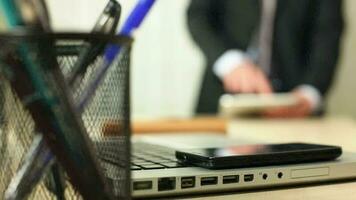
[0,3,66,198]
[78,0,156,111]
[0,0,50,30]
[10,0,122,184]
[28,0,51,30]
[105,0,156,61]
[0,0,22,27]
[0,1,114,199]
[1,0,156,198]
[68,0,122,86]
[0,2,60,198]
[4,135,54,200]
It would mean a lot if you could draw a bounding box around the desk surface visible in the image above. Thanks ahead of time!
[183,117,356,200]
[228,117,356,152]
[189,181,356,200]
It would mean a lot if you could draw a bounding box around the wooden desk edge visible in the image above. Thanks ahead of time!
[132,117,227,134]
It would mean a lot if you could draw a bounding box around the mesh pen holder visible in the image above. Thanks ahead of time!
[0,31,132,199]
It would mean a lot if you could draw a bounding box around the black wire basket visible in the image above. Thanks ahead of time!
[0,31,132,199]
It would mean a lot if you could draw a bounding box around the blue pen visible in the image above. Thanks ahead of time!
[105,0,156,61]
[78,0,156,111]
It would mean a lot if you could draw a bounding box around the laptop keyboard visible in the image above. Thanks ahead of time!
[131,142,187,170]
[94,139,187,171]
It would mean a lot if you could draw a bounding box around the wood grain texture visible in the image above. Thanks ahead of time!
[131,117,227,134]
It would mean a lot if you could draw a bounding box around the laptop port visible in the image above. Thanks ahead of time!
[133,181,153,191]
[158,177,176,191]
[223,175,239,184]
[262,173,268,180]
[181,177,195,189]
[278,172,283,179]
[201,177,218,186]
[244,174,254,182]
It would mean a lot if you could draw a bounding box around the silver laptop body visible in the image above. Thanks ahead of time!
[131,133,356,198]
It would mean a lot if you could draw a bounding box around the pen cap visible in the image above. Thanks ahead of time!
[106,0,121,16]
[93,0,121,34]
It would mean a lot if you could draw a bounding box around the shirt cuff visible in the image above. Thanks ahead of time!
[213,50,251,79]
[296,85,322,112]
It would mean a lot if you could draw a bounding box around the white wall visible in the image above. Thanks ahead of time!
[46,0,204,119]
[327,0,356,118]
[46,0,356,119]
[125,0,204,119]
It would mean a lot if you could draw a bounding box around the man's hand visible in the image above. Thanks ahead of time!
[223,62,272,94]
[263,90,314,118]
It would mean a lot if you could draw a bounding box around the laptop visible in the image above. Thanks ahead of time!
[126,133,356,198]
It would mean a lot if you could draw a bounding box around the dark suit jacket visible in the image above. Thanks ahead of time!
[188,0,344,114]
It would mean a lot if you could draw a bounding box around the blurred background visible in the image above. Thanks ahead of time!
[46,0,356,119]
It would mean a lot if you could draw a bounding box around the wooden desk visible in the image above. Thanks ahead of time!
[228,117,356,152]
[182,117,356,200]
[188,181,356,200]
[132,117,227,134]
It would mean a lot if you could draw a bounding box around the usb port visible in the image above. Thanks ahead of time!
[133,181,153,191]
[244,174,254,182]
[201,177,218,186]
[223,175,239,184]
[181,177,195,189]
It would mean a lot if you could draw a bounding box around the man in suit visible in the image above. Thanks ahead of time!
[187,0,344,117]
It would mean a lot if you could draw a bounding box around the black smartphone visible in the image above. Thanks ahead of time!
[176,143,342,169]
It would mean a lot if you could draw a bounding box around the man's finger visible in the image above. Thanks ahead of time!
[230,77,241,93]
[239,72,255,93]
[224,74,240,93]
[255,71,272,93]
[223,77,231,92]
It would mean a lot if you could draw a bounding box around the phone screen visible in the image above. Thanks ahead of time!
[190,143,328,158]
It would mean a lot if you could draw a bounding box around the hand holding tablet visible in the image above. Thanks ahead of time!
[219,93,299,117]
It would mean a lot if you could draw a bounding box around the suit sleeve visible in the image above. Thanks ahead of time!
[302,0,344,95]
[187,0,230,65]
